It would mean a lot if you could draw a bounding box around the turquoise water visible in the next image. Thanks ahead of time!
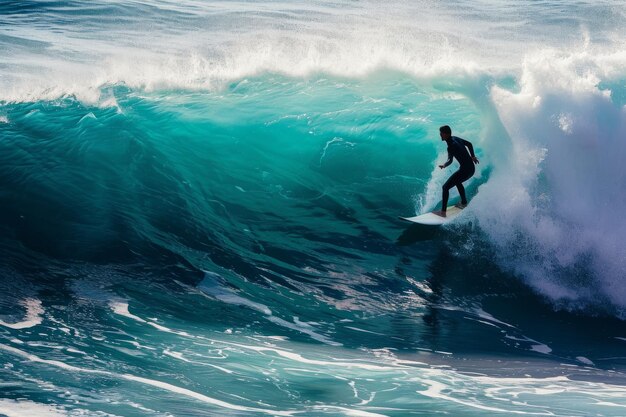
[2,1,626,416]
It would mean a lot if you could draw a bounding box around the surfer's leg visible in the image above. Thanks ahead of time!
[456,182,467,205]
[442,171,461,211]
[456,168,474,206]
[441,187,449,212]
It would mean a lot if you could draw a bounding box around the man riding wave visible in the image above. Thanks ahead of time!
[434,125,480,217]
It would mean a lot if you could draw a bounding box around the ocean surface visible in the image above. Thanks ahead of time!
[1,1,626,416]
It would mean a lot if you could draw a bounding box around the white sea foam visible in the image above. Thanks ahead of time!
[109,301,148,324]
[266,315,342,347]
[2,1,623,104]
[469,46,626,313]
[576,356,595,366]
[417,369,626,416]
[0,13,484,104]
[0,298,44,330]
[1,334,624,416]
[0,399,67,417]
[163,348,233,373]
[309,406,390,417]
[0,343,296,416]
[109,300,191,337]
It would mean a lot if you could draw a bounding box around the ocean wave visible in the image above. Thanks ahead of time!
[2,0,624,104]
[2,0,626,319]
[470,47,626,314]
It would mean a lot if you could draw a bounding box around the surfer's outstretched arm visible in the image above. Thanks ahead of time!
[438,150,453,169]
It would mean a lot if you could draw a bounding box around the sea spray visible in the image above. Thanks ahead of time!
[473,47,626,313]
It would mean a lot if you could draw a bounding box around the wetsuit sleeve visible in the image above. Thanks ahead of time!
[460,139,476,158]
[442,147,453,168]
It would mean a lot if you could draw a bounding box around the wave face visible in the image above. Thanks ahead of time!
[2,1,626,416]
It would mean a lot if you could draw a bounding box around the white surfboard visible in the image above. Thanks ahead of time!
[399,205,464,226]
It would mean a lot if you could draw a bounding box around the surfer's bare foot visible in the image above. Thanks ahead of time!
[455,203,467,209]
[433,210,447,218]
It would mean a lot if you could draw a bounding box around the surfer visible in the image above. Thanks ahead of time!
[434,125,479,217]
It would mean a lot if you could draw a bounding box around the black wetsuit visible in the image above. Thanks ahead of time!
[441,136,476,211]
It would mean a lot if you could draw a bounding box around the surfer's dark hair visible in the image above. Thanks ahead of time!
[439,125,451,135]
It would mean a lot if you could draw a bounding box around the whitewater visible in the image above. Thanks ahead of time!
[1,1,626,416]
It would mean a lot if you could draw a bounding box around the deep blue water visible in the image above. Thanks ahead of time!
[1,1,626,416]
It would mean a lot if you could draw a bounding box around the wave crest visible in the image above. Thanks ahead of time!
[472,47,626,314]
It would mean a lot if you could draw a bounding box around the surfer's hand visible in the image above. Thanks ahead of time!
[472,156,480,164]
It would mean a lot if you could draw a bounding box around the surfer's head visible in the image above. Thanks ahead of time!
[439,125,452,141]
